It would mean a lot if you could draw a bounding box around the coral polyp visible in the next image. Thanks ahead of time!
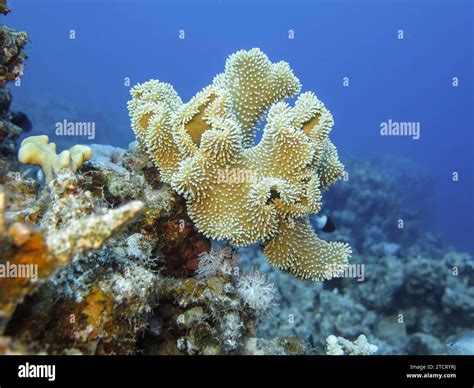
[128,48,351,281]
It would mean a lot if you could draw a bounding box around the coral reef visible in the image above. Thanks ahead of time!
[0,24,27,88]
[319,158,433,252]
[242,336,307,355]
[0,8,470,355]
[0,19,192,350]
[0,22,30,165]
[0,169,145,333]
[0,89,28,159]
[326,334,378,355]
[240,157,474,355]
[2,138,301,354]
[128,48,350,281]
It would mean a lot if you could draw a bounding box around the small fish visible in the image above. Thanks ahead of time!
[447,332,474,355]
[314,214,336,233]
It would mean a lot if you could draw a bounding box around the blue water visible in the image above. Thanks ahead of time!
[4,0,474,252]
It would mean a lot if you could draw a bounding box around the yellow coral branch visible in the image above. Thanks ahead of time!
[18,135,92,182]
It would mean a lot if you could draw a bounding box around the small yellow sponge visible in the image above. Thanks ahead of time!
[18,135,92,182]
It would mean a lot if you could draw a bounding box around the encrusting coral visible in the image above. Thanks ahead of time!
[18,135,92,182]
[128,48,351,281]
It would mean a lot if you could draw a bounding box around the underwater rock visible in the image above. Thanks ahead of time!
[1,134,282,354]
[0,336,33,355]
[0,173,145,335]
[0,85,30,162]
[89,143,128,174]
[142,275,261,355]
[318,289,378,339]
[405,257,446,303]
[349,256,404,311]
[128,48,351,281]
[5,259,159,355]
[243,336,308,355]
[375,316,408,349]
[0,25,27,88]
[441,251,474,322]
[442,276,474,320]
[406,333,446,355]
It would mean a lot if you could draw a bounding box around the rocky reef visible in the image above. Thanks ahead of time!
[0,22,30,171]
[240,158,474,355]
[0,12,308,354]
[0,23,27,88]
[2,134,313,354]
